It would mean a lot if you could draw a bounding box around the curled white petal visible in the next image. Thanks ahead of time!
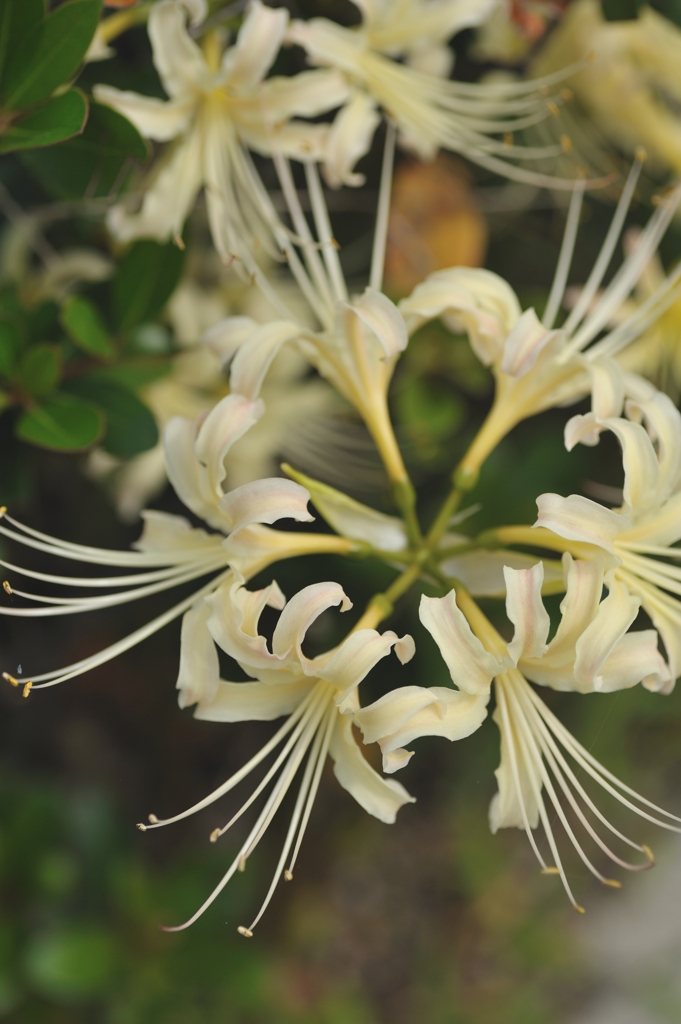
[419,590,502,694]
[504,562,550,667]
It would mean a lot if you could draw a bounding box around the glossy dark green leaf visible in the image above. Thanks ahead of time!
[0,89,87,155]
[0,321,23,377]
[20,344,62,398]
[64,376,158,458]
[92,357,171,391]
[60,295,115,359]
[0,0,45,99]
[19,101,147,200]
[2,0,101,111]
[15,393,104,451]
[112,239,186,333]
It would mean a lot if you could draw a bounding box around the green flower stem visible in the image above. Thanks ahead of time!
[355,561,424,631]
[391,478,422,549]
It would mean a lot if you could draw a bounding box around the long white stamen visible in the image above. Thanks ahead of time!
[562,159,643,336]
[303,160,348,304]
[495,677,550,871]
[24,571,231,687]
[212,685,329,839]
[244,702,335,934]
[591,264,681,361]
[272,153,334,324]
[145,686,322,829]
[0,560,225,617]
[285,699,336,877]
[542,179,585,330]
[369,120,396,293]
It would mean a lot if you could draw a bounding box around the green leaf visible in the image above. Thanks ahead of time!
[0,88,87,155]
[15,393,104,451]
[650,0,681,25]
[0,0,45,99]
[20,344,62,398]
[19,101,147,200]
[63,376,158,458]
[90,357,171,390]
[0,321,23,377]
[112,239,186,333]
[60,295,115,359]
[24,925,117,1002]
[2,0,101,111]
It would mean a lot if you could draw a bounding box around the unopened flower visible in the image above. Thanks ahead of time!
[94,0,348,258]
[0,395,356,692]
[418,561,678,909]
[399,162,681,486]
[141,576,415,935]
[288,0,582,188]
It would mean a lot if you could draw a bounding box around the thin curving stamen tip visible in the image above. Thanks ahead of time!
[2,581,12,595]
[573,904,586,915]
[3,672,19,687]
[22,680,32,698]
[546,100,560,118]
[635,146,647,164]
[642,844,655,865]
[173,234,186,251]
[237,854,247,873]
[503,131,513,148]
[541,866,561,876]
[136,823,147,831]
[283,869,293,882]
[0,506,6,518]
[210,828,220,843]
[560,135,573,154]
[148,813,158,824]
[237,926,253,938]
[601,878,622,889]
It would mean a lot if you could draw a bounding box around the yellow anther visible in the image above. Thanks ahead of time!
[238,855,247,872]
[560,134,573,154]
[172,234,185,251]
[136,823,147,831]
[0,506,6,518]
[210,828,220,843]
[284,869,293,882]
[3,672,19,687]
[547,100,560,118]
[148,813,158,824]
[574,905,586,915]
[560,87,573,101]
[635,146,647,164]
[331,238,340,251]
[22,680,32,698]
[642,844,655,865]
[237,926,253,938]
[503,132,513,148]
[541,866,560,875]
[601,879,622,889]
[2,581,11,595]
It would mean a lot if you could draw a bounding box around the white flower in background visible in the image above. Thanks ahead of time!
[0,395,357,694]
[399,161,681,486]
[140,576,415,935]
[531,0,681,178]
[531,377,681,692]
[418,560,679,910]
[288,0,584,189]
[92,280,335,522]
[94,0,349,259]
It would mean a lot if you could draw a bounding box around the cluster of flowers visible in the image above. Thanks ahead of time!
[4,0,681,935]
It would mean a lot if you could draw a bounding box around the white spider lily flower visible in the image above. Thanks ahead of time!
[399,161,681,485]
[534,379,681,692]
[94,0,349,259]
[0,394,357,695]
[532,0,681,179]
[140,577,415,935]
[287,0,586,189]
[418,561,679,910]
